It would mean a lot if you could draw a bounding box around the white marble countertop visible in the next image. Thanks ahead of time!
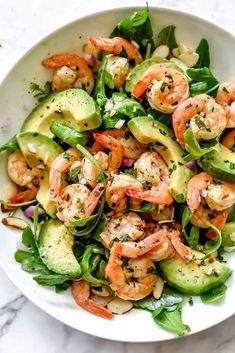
[1,0,235,351]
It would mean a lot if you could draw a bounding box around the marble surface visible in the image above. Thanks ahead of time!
[1,0,235,351]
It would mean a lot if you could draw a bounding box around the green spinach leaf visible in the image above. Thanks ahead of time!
[200,284,227,304]
[195,38,210,68]
[153,303,190,336]
[0,135,18,153]
[157,26,177,50]
[110,6,154,53]
[184,128,220,161]
[50,121,88,147]
[187,67,219,97]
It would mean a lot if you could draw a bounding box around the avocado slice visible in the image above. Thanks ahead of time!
[222,222,235,247]
[36,171,57,218]
[125,56,167,92]
[38,219,81,276]
[128,116,192,202]
[16,132,63,169]
[22,88,102,137]
[159,248,232,295]
[198,144,235,182]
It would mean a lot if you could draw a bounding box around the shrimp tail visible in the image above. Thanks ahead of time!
[8,185,38,204]
[125,185,173,205]
[168,230,192,261]
[83,183,104,217]
[71,280,114,319]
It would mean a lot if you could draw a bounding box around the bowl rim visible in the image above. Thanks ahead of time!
[0,4,235,342]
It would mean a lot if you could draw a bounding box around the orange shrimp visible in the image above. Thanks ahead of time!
[93,133,123,173]
[71,280,114,319]
[125,151,173,205]
[190,203,229,240]
[8,185,38,204]
[42,53,94,94]
[49,148,81,199]
[105,242,157,301]
[187,172,235,212]
[221,129,235,150]
[172,94,227,147]
[132,63,189,113]
[216,82,235,127]
[88,36,142,65]
[56,183,104,224]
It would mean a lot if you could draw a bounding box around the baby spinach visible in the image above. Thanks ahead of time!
[50,121,88,147]
[110,6,154,53]
[153,303,190,336]
[134,286,190,336]
[156,25,178,50]
[181,205,199,249]
[15,227,73,290]
[0,135,18,152]
[200,284,227,304]
[102,92,146,128]
[187,67,219,97]
[195,38,210,68]
[184,128,220,161]
[129,202,156,213]
[93,53,108,108]
[202,223,222,259]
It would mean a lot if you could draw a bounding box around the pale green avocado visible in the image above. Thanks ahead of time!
[125,56,168,92]
[38,219,81,277]
[22,88,102,137]
[36,171,57,218]
[16,132,63,169]
[128,116,192,202]
[222,222,235,247]
[199,144,235,182]
[159,247,232,295]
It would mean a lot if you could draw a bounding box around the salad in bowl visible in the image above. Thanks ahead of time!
[1,6,235,337]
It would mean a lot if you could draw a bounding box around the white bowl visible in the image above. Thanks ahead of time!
[0,6,235,342]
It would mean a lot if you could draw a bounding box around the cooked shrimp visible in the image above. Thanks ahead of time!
[49,148,81,199]
[187,172,235,212]
[105,242,157,301]
[125,151,173,205]
[93,133,123,173]
[105,129,147,160]
[190,203,229,240]
[81,151,109,188]
[8,150,36,186]
[172,94,227,147]
[221,129,235,150]
[216,82,235,127]
[42,53,94,94]
[100,212,146,248]
[88,36,142,65]
[106,55,130,90]
[132,63,189,113]
[71,280,114,319]
[8,185,38,204]
[120,227,169,258]
[56,183,104,225]
[187,172,212,212]
[144,223,191,261]
[106,174,143,211]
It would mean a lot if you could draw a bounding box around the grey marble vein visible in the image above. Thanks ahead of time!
[0,296,26,337]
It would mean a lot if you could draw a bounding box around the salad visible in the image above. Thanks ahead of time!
[1,6,235,337]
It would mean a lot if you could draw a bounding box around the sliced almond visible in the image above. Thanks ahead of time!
[91,285,110,297]
[152,45,170,59]
[153,275,164,299]
[172,47,180,57]
[91,294,113,307]
[107,297,133,315]
[2,217,29,230]
[178,52,199,68]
